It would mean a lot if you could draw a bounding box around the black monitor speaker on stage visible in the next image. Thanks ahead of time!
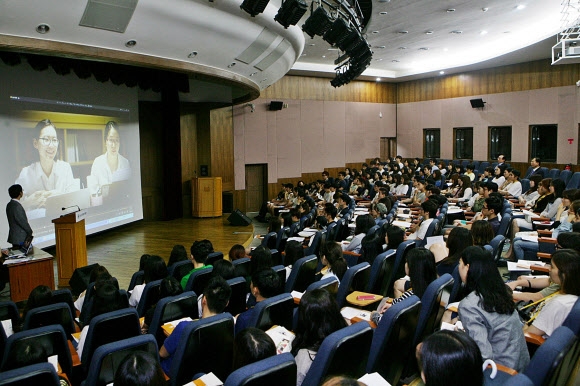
[470,98,485,108]
[227,209,252,226]
[269,101,284,111]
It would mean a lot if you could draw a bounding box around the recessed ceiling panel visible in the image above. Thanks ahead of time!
[254,39,291,71]
[236,28,278,65]
[79,0,139,33]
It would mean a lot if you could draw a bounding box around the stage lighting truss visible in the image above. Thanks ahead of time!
[275,0,308,28]
[240,0,271,17]
[302,6,333,38]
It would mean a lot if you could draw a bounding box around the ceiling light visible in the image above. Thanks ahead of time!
[391,59,399,62]
[275,0,308,29]
[425,31,434,35]
[482,7,489,12]
[446,8,455,12]
[372,31,379,34]
[398,46,407,50]
[451,30,463,34]
[443,48,449,51]
[36,24,50,34]
[376,45,386,49]
[309,43,316,46]
[439,71,445,75]
[125,40,137,48]
[228,62,236,68]
[322,55,326,58]
[379,11,387,15]
[376,77,381,82]
[250,72,258,76]
[398,31,408,34]
[323,18,350,46]
[480,30,487,35]
[516,4,525,10]
[419,47,429,51]
[375,58,383,61]
[240,0,270,17]
[188,51,198,58]
[302,6,333,38]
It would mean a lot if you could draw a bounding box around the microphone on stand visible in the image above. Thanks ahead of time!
[62,205,81,212]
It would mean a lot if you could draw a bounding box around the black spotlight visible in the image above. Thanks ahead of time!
[302,6,333,38]
[275,0,307,28]
[323,18,350,46]
[338,29,363,52]
[240,0,271,17]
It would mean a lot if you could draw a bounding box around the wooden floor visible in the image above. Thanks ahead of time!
[47,216,256,290]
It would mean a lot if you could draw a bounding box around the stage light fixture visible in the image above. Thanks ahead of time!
[323,18,350,46]
[275,0,308,28]
[338,29,363,52]
[302,6,333,38]
[240,0,271,17]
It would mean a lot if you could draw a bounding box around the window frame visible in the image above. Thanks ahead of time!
[488,126,512,161]
[423,128,440,159]
[453,127,473,160]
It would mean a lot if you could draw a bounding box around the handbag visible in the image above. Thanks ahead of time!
[516,292,559,325]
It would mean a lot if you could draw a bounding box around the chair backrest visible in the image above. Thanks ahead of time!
[489,235,506,262]
[184,266,214,294]
[1,325,72,377]
[559,170,573,185]
[566,172,580,189]
[365,249,396,295]
[136,279,163,317]
[305,277,339,293]
[127,270,144,291]
[413,274,454,346]
[232,257,251,278]
[523,326,577,385]
[169,260,194,282]
[447,265,465,304]
[501,373,535,386]
[302,322,373,386]
[22,302,75,339]
[276,227,291,251]
[415,219,440,248]
[247,293,294,332]
[81,308,141,370]
[562,297,580,335]
[50,289,76,318]
[326,222,339,242]
[83,335,159,386]
[386,240,416,298]
[336,262,371,308]
[304,231,322,256]
[168,313,235,386]
[285,255,317,293]
[148,291,198,347]
[342,252,360,268]
[548,168,560,180]
[206,251,224,266]
[0,301,20,333]
[0,362,60,386]
[520,179,530,195]
[271,249,283,267]
[366,296,421,385]
[224,352,296,386]
[224,277,248,317]
[497,212,511,238]
[271,265,287,295]
[367,225,380,237]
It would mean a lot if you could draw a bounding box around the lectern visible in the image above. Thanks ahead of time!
[52,211,87,285]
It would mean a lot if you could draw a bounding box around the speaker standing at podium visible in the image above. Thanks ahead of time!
[6,184,33,248]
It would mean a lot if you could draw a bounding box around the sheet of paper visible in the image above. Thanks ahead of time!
[48,355,58,372]
[391,220,411,228]
[1,319,13,337]
[340,307,371,321]
[266,325,295,354]
[425,235,445,249]
[358,373,391,386]
[291,291,303,300]
[287,237,305,242]
[169,317,193,327]
[298,231,317,237]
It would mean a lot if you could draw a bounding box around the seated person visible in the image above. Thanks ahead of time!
[73,265,113,315]
[235,269,280,335]
[114,351,166,386]
[78,272,120,328]
[318,242,348,284]
[523,249,580,337]
[407,199,438,241]
[284,240,304,280]
[20,285,52,331]
[181,239,213,290]
[416,330,483,386]
[232,327,276,371]
[159,276,231,373]
[142,276,183,334]
[167,245,188,267]
[129,255,168,307]
[507,232,580,302]
[229,244,248,261]
[335,193,351,218]
[342,214,374,254]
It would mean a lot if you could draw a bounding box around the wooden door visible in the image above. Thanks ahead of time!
[380,137,397,160]
[245,164,266,212]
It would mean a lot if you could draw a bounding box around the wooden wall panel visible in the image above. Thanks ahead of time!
[261,75,397,103]
[139,102,165,220]
[180,106,198,217]
[233,190,246,213]
[196,112,211,175]
[397,60,580,103]
[210,107,235,192]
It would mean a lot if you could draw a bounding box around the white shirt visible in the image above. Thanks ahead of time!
[407,218,433,240]
[533,294,578,336]
[504,181,522,197]
[128,283,145,307]
[16,160,77,197]
[90,153,131,187]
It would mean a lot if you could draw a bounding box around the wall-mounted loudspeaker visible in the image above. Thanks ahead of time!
[470,98,485,108]
[269,101,284,111]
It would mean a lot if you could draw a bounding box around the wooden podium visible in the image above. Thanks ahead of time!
[192,177,222,217]
[52,212,87,285]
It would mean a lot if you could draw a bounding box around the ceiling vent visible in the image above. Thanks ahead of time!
[79,0,139,33]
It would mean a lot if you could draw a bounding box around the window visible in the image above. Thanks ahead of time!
[489,126,512,161]
[454,127,473,159]
[530,125,557,162]
[423,129,440,158]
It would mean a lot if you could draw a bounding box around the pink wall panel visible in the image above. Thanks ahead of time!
[276,101,302,178]
[557,90,577,164]
[323,101,346,167]
[300,100,325,173]
[379,103,397,138]
[266,106,279,182]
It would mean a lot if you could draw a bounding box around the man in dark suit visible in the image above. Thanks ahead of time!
[6,184,33,248]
